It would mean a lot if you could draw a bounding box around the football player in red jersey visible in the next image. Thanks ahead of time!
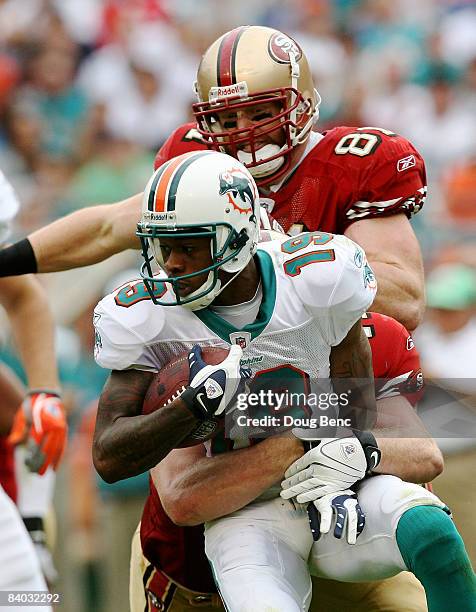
[128,312,446,612]
[0,171,67,594]
[0,26,425,330]
[0,362,25,502]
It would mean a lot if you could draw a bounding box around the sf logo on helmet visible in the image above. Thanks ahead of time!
[268,32,302,64]
[219,169,256,215]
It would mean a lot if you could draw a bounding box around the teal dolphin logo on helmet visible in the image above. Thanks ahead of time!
[219,169,256,214]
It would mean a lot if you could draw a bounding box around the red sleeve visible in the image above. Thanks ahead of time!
[0,437,16,502]
[387,324,424,406]
[339,128,427,229]
[364,312,424,406]
[140,479,216,592]
[154,123,209,170]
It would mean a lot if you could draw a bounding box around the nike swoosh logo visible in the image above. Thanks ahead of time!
[196,392,208,414]
[369,451,379,469]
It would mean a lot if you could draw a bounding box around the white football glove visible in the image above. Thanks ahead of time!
[180,345,246,419]
[307,491,366,545]
[280,431,380,503]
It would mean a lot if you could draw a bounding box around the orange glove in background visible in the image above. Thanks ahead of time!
[8,391,67,475]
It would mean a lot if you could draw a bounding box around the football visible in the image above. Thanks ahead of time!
[142,346,229,447]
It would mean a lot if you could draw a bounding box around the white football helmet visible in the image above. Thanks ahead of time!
[193,25,321,185]
[137,150,260,310]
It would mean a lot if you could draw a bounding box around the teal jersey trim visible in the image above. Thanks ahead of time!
[194,250,277,343]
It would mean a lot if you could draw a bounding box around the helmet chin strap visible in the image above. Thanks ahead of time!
[183,263,248,311]
[181,253,253,311]
[237,144,285,178]
[179,271,222,311]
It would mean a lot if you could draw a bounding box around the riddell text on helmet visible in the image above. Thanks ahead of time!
[209,82,248,101]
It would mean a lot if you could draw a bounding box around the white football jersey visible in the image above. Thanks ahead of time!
[94,228,375,389]
[94,232,375,474]
[94,232,375,375]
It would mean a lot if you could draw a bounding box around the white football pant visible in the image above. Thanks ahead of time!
[205,497,313,612]
[0,485,51,611]
[309,474,446,581]
[205,475,445,612]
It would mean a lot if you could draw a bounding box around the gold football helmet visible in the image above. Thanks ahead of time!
[193,25,321,186]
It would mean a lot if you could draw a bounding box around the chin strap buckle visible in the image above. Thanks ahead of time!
[229,229,249,250]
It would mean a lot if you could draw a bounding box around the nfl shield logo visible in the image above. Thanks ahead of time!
[341,442,357,460]
[229,331,251,349]
[236,337,247,349]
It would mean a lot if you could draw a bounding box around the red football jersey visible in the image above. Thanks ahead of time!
[141,480,216,593]
[0,436,17,502]
[154,124,426,234]
[362,312,424,407]
[140,312,423,592]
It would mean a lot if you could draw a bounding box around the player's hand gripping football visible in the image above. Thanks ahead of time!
[8,390,67,475]
[180,345,249,420]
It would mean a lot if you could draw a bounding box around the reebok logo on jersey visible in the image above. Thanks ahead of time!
[406,336,415,351]
[397,155,416,172]
[354,247,364,268]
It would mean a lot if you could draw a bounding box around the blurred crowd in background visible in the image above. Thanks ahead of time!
[0,1,475,611]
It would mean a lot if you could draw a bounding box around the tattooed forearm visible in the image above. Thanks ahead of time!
[330,322,376,429]
[92,369,198,482]
[331,347,370,378]
[98,368,153,420]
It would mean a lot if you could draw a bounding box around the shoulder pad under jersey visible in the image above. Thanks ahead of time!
[279,232,377,345]
[93,279,167,371]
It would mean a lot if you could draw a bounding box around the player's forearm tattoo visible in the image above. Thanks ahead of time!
[331,349,369,378]
[98,369,152,417]
[331,332,376,429]
[93,369,196,481]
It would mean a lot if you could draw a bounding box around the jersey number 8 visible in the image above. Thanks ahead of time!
[334,126,396,157]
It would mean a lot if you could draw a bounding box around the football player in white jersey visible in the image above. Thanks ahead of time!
[92,151,475,611]
[92,150,376,483]
[0,170,67,606]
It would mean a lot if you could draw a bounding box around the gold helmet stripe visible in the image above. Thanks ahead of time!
[217,26,249,87]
